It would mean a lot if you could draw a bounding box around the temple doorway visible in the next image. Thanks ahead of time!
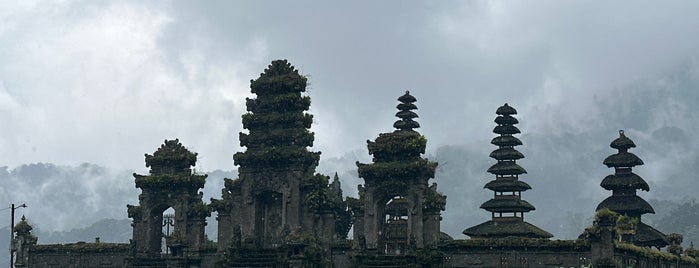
[161,207,175,254]
[383,196,409,255]
[255,191,283,248]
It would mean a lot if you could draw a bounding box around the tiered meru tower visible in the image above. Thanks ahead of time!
[127,139,210,258]
[596,130,667,247]
[353,91,445,254]
[212,60,336,251]
[464,103,552,239]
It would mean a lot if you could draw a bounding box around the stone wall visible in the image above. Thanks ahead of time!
[22,240,699,267]
[27,243,129,267]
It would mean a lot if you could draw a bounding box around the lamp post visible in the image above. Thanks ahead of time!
[9,203,27,268]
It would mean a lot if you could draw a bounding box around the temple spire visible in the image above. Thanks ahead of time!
[464,103,551,239]
[596,130,667,247]
[354,91,443,252]
[233,59,320,172]
[393,91,420,131]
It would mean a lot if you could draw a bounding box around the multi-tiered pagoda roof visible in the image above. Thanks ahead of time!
[233,59,320,173]
[464,103,551,239]
[596,130,667,247]
[357,91,437,182]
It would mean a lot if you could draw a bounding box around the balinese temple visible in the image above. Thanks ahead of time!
[17,60,699,268]
[353,91,444,253]
[596,130,668,247]
[463,103,552,238]
[213,59,337,253]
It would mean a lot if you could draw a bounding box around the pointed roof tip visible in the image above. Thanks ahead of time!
[496,103,518,115]
[394,91,420,131]
[259,59,299,77]
[398,91,417,103]
[610,129,637,150]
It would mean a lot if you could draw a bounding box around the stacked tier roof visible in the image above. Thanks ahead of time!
[463,104,551,239]
[233,60,320,172]
[596,130,667,247]
[356,91,438,188]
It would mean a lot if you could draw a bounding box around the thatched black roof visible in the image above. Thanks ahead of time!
[484,178,532,192]
[481,198,535,213]
[610,130,636,150]
[488,161,527,176]
[395,110,418,119]
[397,91,417,103]
[496,103,517,116]
[393,120,420,130]
[603,152,644,168]
[596,195,655,215]
[439,232,454,241]
[396,102,417,110]
[463,220,553,239]
[495,115,519,125]
[600,173,649,191]
[491,135,522,147]
[393,91,420,131]
[489,147,524,160]
[463,103,551,240]
[631,221,668,248]
[493,125,521,135]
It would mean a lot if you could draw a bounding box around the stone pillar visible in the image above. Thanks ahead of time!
[364,191,379,250]
[216,211,232,250]
[409,190,425,249]
[423,210,441,249]
[348,197,365,250]
[591,212,617,268]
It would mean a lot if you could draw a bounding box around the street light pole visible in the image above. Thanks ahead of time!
[9,203,26,268]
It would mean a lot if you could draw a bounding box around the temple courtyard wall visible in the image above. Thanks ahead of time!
[22,240,699,268]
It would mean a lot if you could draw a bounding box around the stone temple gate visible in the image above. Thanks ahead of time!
[127,139,210,259]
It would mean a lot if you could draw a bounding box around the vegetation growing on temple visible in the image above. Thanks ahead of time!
[233,59,320,172]
[353,91,445,261]
[127,139,210,260]
[596,130,668,247]
[133,139,207,189]
[357,91,437,182]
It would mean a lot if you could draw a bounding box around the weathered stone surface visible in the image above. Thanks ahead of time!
[354,91,445,256]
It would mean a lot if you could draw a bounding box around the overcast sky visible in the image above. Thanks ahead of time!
[3,1,699,236]
[1,1,696,170]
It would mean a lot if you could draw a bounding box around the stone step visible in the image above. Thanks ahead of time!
[359,255,416,268]
[229,249,284,268]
